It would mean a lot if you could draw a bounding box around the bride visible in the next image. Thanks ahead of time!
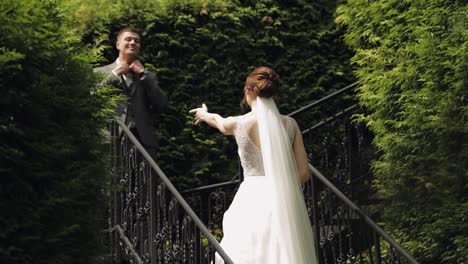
[189,66,318,264]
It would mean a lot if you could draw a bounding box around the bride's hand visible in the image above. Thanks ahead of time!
[189,103,208,125]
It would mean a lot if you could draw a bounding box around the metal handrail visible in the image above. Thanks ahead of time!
[309,164,419,264]
[288,81,360,117]
[114,119,234,264]
[301,104,358,135]
[114,225,143,264]
[182,179,240,194]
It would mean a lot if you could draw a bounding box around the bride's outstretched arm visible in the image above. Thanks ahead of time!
[189,103,236,135]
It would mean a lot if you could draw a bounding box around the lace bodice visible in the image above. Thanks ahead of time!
[234,114,295,177]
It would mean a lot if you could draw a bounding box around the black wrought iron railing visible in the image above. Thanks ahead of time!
[306,164,418,264]
[290,81,376,207]
[108,119,234,264]
[182,82,419,264]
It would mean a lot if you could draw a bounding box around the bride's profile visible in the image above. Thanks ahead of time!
[189,66,317,264]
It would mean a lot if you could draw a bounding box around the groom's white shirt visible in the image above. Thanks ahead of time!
[111,58,136,133]
[112,58,134,88]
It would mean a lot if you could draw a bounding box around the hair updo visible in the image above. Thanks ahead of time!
[240,66,280,111]
[244,66,280,98]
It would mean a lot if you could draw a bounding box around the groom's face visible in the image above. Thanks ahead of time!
[116,31,141,57]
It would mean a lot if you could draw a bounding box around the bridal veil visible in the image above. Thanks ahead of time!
[256,97,317,263]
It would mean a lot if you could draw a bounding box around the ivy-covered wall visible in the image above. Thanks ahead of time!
[337,1,467,263]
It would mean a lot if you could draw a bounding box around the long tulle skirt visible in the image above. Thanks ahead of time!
[215,176,293,264]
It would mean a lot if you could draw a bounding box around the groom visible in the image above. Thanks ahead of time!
[94,27,168,152]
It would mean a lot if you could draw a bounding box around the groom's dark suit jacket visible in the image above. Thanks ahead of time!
[94,62,168,148]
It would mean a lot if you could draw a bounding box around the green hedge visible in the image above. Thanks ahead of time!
[0,0,113,263]
[337,0,467,263]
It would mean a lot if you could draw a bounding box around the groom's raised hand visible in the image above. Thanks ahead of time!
[129,60,145,76]
[113,63,130,76]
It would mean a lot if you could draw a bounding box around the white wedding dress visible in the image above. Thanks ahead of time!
[215,99,317,264]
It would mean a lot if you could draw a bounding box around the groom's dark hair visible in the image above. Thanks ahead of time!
[116,27,140,40]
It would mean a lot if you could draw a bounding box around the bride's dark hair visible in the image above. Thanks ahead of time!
[240,66,280,111]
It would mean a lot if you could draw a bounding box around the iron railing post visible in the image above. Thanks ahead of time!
[310,173,323,264]
[375,230,382,264]
[309,165,419,264]
[110,122,123,260]
[150,169,157,264]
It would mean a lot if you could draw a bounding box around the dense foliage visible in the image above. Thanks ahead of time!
[337,1,467,263]
[84,0,354,189]
[8,0,465,263]
[0,0,114,263]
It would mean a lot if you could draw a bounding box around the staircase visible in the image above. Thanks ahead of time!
[106,82,418,264]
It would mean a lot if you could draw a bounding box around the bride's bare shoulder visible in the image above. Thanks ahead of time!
[239,112,258,125]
